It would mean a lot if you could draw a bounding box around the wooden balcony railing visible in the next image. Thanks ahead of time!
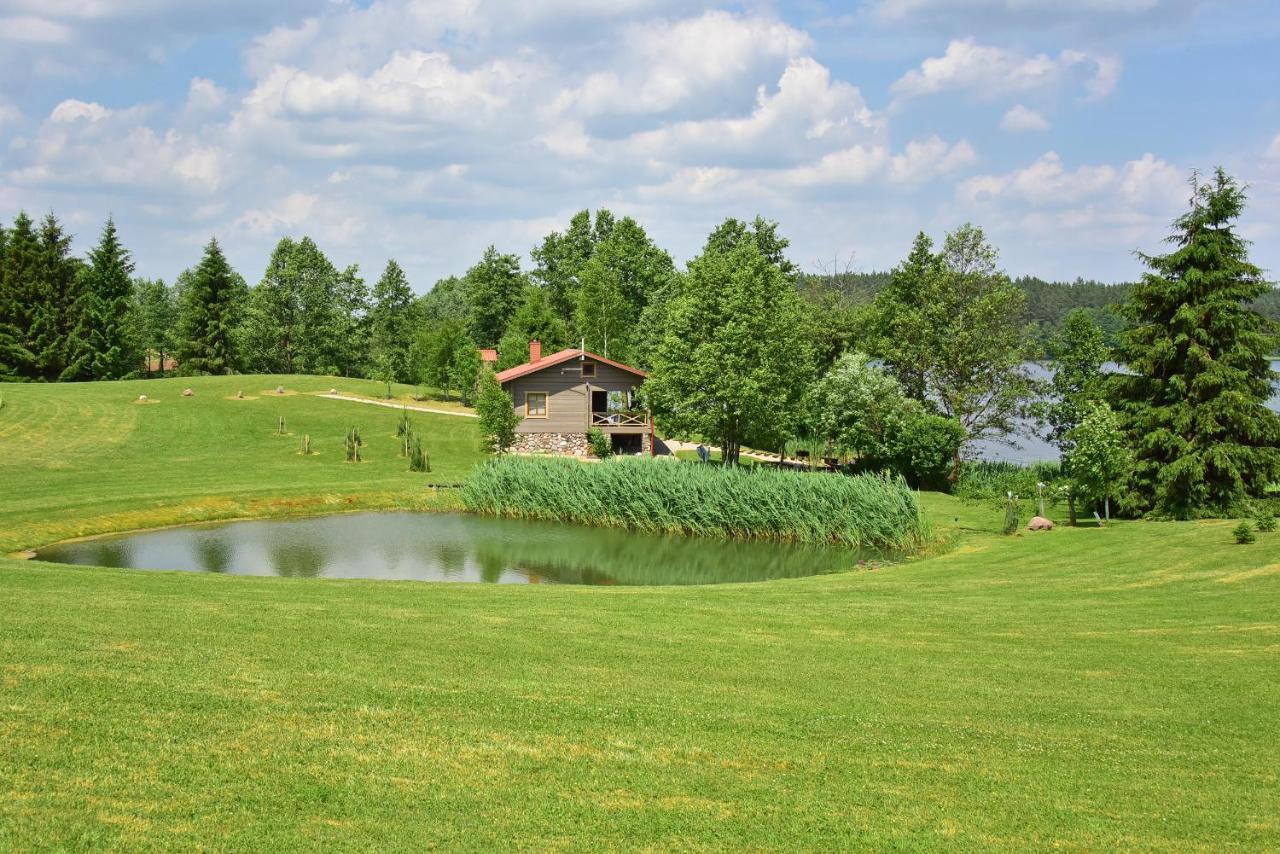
[591,411,649,427]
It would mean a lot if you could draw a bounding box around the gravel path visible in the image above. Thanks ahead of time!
[317,393,478,418]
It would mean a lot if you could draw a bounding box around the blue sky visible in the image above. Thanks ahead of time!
[1,0,1277,291]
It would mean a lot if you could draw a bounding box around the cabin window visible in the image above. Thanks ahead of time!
[525,392,548,418]
[580,362,596,378]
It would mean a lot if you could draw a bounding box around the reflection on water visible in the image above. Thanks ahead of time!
[35,512,879,586]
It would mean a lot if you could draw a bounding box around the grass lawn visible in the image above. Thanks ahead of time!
[2,376,1278,850]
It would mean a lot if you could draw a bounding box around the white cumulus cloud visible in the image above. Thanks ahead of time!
[891,38,1121,103]
[1000,104,1050,133]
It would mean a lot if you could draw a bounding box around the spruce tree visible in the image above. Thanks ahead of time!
[1112,168,1280,517]
[29,214,83,381]
[369,259,416,382]
[0,213,40,379]
[176,238,248,375]
[64,217,136,380]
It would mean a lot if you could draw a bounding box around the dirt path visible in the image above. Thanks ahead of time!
[659,438,780,463]
[316,394,477,418]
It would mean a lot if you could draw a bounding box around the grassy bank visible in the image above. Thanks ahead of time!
[0,374,479,553]
[1,376,1278,849]
[463,455,926,549]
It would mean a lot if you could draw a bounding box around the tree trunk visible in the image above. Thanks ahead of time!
[1068,495,1077,527]
[948,447,963,484]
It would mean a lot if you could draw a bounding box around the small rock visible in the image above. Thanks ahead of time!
[237,390,244,399]
[329,388,337,394]
[276,385,285,395]
[138,394,148,402]
[182,388,194,397]
[1028,516,1055,531]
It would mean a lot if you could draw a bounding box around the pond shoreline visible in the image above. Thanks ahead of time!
[32,509,892,586]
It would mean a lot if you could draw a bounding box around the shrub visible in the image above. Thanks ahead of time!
[408,434,431,473]
[462,456,927,550]
[1233,521,1256,544]
[1255,513,1276,533]
[475,369,519,454]
[587,427,611,458]
[1002,493,1021,535]
[344,426,362,462]
[878,413,966,490]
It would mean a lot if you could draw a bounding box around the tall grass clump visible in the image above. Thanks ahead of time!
[462,456,927,550]
[955,460,1062,501]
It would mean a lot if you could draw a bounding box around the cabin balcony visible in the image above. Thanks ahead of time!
[590,410,650,429]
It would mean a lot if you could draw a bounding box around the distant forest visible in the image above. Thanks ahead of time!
[797,270,1280,354]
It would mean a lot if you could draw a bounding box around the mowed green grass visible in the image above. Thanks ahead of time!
[0,375,481,552]
[1,377,1279,850]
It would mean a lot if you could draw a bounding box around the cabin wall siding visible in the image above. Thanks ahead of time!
[503,358,644,435]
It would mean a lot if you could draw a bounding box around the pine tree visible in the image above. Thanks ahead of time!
[64,217,136,380]
[1112,168,1280,517]
[29,214,83,381]
[368,259,414,382]
[0,213,40,379]
[176,238,248,375]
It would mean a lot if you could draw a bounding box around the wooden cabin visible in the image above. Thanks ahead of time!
[494,341,652,455]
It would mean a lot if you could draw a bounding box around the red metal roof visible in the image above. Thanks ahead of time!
[494,348,648,384]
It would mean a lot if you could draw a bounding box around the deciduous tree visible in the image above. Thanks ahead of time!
[646,228,813,465]
[475,367,518,453]
[1068,402,1133,522]
[464,246,526,347]
[865,225,1038,479]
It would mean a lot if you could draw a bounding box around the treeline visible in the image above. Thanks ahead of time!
[4,205,1188,390]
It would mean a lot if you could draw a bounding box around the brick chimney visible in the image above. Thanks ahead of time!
[529,339,541,363]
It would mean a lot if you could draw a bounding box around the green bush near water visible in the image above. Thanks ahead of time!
[955,460,1063,501]
[462,455,927,549]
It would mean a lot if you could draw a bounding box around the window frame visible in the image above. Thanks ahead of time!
[524,391,549,419]
[580,361,596,378]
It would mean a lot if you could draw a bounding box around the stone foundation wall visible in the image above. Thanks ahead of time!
[512,432,590,456]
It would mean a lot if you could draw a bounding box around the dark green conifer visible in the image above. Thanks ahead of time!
[176,238,248,375]
[64,218,136,380]
[1112,169,1280,517]
[0,213,39,379]
[30,214,84,381]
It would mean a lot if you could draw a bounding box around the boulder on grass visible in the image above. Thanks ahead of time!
[276,385,285,395]
[138,394,148,402]
[237,390,244,399]
[182,388,194,397]
[1028,516,1055,531]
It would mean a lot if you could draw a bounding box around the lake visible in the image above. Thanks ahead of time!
[33,511,879,586]
[973,360,1280,464]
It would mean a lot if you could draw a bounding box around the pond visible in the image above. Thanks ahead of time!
[33,511,882,586]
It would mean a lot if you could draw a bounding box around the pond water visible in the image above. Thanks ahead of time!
[34,511,878,586]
